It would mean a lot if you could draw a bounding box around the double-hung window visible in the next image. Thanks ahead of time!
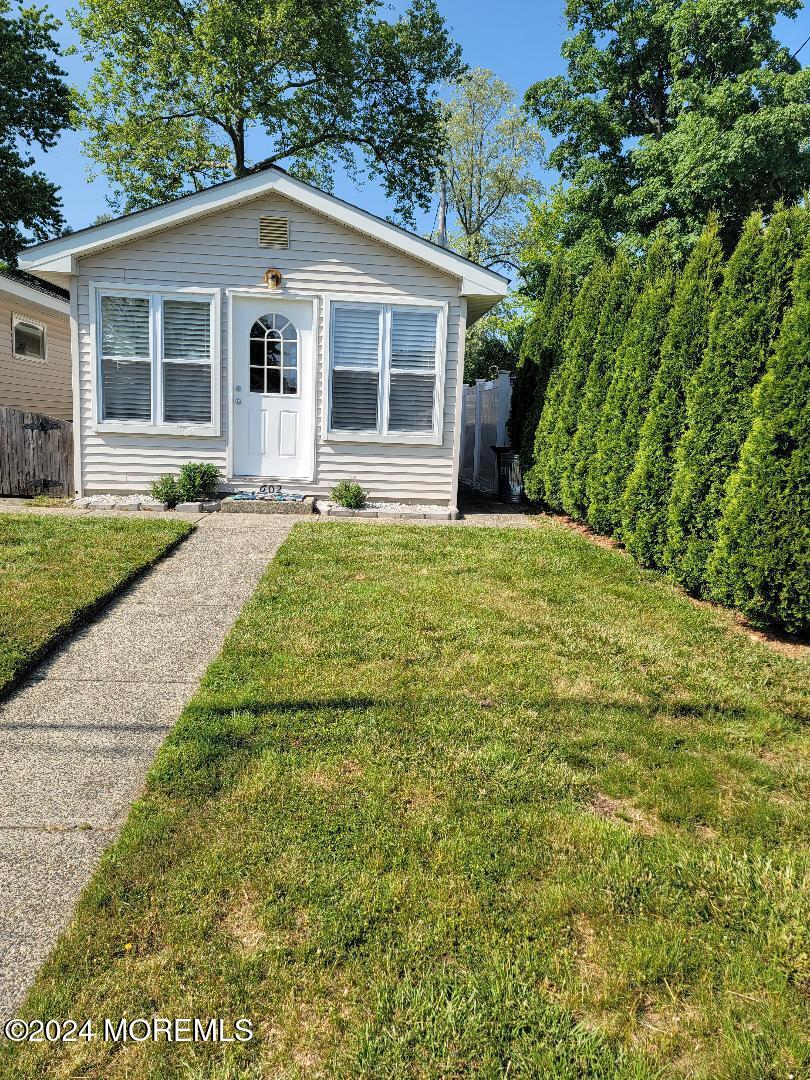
[96,289,218,433]
[329,302,443,441]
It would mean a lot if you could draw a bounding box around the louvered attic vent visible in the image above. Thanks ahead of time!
[258,216,289,248]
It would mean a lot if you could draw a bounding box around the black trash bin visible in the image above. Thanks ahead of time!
[492,447,523,504]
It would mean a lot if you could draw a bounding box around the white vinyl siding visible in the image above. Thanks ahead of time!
[74,192,465,502]
[94,288,218,435]
[0,295,71,420]
[328,302,441,441]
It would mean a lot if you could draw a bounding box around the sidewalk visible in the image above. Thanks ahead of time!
[0,514,295,1019]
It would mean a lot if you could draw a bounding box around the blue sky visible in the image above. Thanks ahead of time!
[29,0,809,234]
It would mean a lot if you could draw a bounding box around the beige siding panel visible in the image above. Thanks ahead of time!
[76,192,466,502]
[0,294,72,420]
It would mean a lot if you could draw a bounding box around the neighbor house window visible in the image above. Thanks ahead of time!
[97,290,217,431]
[329,303,440,437]
[13,316,46,360]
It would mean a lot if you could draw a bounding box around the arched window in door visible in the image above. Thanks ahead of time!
[249,313,298,395]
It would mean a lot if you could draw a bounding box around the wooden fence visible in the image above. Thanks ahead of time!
[0,407,73,497]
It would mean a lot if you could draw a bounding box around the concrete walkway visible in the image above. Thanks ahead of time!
[0,514,295,1019]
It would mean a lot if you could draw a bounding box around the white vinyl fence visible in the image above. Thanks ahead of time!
[459,371,512,492]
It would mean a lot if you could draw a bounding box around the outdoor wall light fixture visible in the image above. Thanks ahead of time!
[264,268,282,289]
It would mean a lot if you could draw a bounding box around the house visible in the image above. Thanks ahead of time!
[17,167,508,506]
[0,268,71,421]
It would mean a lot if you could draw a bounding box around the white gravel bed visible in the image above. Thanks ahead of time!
[74,494,167,511]
[317,499,452,517]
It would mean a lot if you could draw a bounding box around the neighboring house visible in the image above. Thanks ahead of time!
[0,269,71,421]
[17,167,507,506]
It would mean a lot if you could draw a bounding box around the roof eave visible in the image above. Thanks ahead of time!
[17,167,508,301]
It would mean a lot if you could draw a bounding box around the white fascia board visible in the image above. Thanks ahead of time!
[0,276,69,314]
[18,168,509,299]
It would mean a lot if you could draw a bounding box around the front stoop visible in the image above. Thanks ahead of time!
[220,496,316,515]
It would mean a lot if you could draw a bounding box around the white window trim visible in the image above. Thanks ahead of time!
[89,282,221,436]
[12,313,47,363]
[322,295,447,446]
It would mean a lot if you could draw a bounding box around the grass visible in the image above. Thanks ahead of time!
[2,520,808,1079]
[0,512,193,694]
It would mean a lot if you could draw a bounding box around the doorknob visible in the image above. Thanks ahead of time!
[234,398,242,404]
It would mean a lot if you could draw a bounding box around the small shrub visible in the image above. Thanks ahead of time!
[331,480,368,509]
[177,462,221,503]
[150,474,179,507]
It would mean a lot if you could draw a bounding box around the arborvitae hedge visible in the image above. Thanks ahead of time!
[586,239,674,536]
[665,205,809,594]
[564,252,638,521]
[532,259,608,513]
[621,218,724,567]
[512,253,574,475]
[707,253,810,633]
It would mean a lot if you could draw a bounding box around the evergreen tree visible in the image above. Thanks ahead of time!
[565,251,638,520]
[665,205,808,593]
[525,261,603,507]
[708,253,810,634]
[586,238,674,535]
[518,254,575,493]
[547,259,610,514]
[622,218,725,567]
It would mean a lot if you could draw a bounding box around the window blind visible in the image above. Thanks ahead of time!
[101,296,151,420]
[161,299,213,423]
[163,300,211,360]
[163,363,212,423]
[102,358,151,420]
[101,296,150,357]
[329,303,439,436]
[391,310,437,371]
[332,370,379,431]
[332,307,380,368]
[389,373,435,432]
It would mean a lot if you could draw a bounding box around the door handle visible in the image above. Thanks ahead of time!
[234,398,242,404]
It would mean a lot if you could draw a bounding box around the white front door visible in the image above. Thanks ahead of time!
[231,295,315,481]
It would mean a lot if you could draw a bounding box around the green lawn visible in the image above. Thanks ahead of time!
[0,512,193,694]
[3,521,808,1079]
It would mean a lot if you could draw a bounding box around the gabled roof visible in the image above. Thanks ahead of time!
[0,267,69,312]
[17,165,508,306]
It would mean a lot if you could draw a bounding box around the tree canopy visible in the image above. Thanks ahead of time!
[436,68,544,271]
[0,0,71,264]
[523,0,810,262]
[69,0,463,220]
